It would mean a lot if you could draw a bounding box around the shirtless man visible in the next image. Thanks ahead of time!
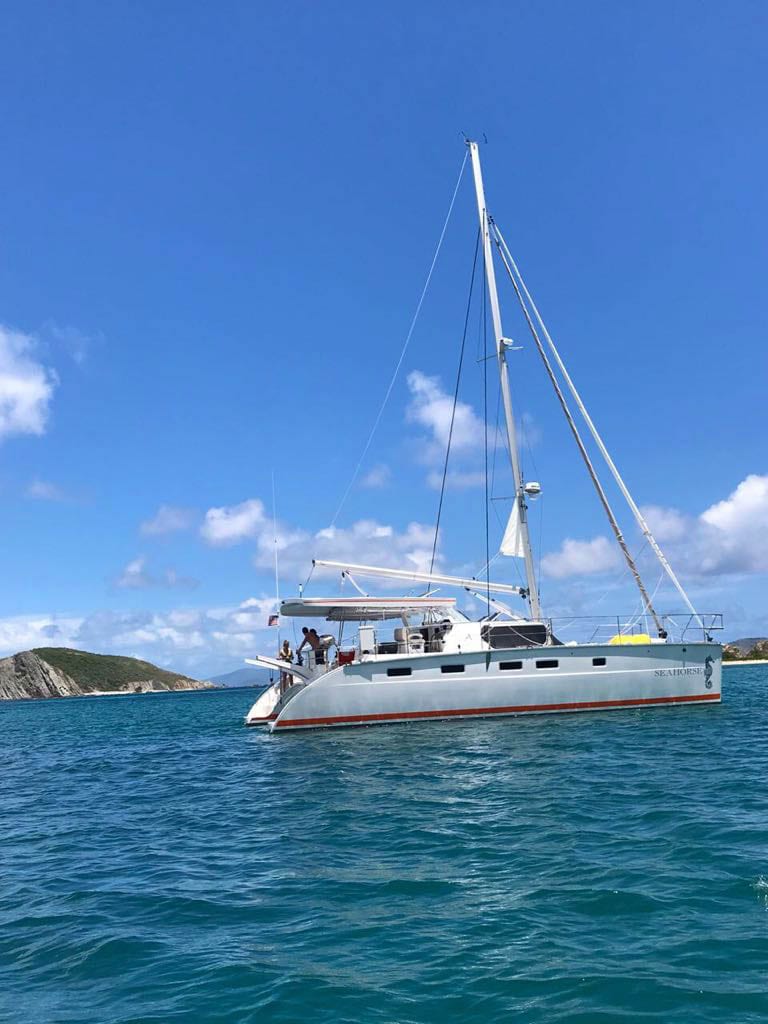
[297,626,324,665]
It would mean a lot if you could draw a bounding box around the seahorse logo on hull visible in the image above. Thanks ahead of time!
[704,655,714,689]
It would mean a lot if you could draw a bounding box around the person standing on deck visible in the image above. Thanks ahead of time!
[277,638,293,693]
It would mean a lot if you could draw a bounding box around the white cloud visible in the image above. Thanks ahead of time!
[541,474,768,585]
[361,463,391,488]
[541,536,621,579]
[141,504,196,536]
[0,596,285,677]
[641,504,688,543]
[643,474,768,576]
[406,370,484,462]
[701,474,768,536]
[0,613,83,654]
[115,556,150,589]
[200,499,267,546]
[254,517,439,583]
[26,479,67,501]
[0,325,58,442]
[114,556,198,590]
[199,494,439,584]
[405,370,537,488]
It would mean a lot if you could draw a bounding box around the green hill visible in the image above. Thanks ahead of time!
[723,638,768,662]
[31,647,204,692]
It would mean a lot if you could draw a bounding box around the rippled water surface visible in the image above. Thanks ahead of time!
[2,665,768,1023]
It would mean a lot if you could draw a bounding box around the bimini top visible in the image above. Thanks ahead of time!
[280,596,457,622]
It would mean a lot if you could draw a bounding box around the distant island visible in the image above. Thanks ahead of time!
[208,666,272,688]
[0,647,213,700]
[723,638,768,662]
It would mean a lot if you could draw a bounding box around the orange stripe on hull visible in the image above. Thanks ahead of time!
[275,692,721,728]
[245,713,278,726]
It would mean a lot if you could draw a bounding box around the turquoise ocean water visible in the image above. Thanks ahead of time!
[2,665,767,1023]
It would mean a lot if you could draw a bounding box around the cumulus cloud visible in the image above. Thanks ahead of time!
[141,504,196,536]
[640,504,688,543]
[643,474,768,576]
[361,463,391,488]
[114,556,198,590]
[254,518,439,582]
[406,370,484,462]
[0,614,83,655]
[0,597,283,677]
[541,536,622,579]
[114,557,152,589]
[540,474,768,584]
[200,499,267,546]
[0,325,58,442]
[405,370,538,488]
[199,495,439,583]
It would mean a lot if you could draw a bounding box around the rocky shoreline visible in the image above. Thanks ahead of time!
[0,649,211,701]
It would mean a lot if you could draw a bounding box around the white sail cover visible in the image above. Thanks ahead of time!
[280,596,457,621]
[500,501,525,558]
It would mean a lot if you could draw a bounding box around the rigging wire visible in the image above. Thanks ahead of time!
[490,224,663,635]
[491,220,701,631]
[428,228,481,576]
[329,150,469,528]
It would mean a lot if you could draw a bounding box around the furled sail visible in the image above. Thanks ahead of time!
[500,500,525,558]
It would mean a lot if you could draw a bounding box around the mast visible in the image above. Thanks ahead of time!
[468,141,542,620]
[272,470,280,647]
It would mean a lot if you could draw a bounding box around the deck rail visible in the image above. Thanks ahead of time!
[546,612,723,646]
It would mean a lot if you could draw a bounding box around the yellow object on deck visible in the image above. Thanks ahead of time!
[608,633,652,646]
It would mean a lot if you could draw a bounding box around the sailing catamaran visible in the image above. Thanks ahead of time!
[245,141,722,731]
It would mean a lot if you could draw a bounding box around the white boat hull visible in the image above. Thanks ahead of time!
[250,643,721,731]
[244,681,281,726]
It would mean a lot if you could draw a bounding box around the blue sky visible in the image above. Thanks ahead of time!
[1,1,766,675]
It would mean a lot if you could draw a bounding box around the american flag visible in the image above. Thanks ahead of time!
[267,614,279,627]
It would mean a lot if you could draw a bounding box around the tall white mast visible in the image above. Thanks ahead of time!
[468,141,541,619]
[272,471,280,646]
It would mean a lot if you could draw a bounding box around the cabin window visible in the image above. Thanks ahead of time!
[499,661,523,671]
[441,664,465,674]
[536,659,559,669]
[387,667,412,677]
[592,657,606,667]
